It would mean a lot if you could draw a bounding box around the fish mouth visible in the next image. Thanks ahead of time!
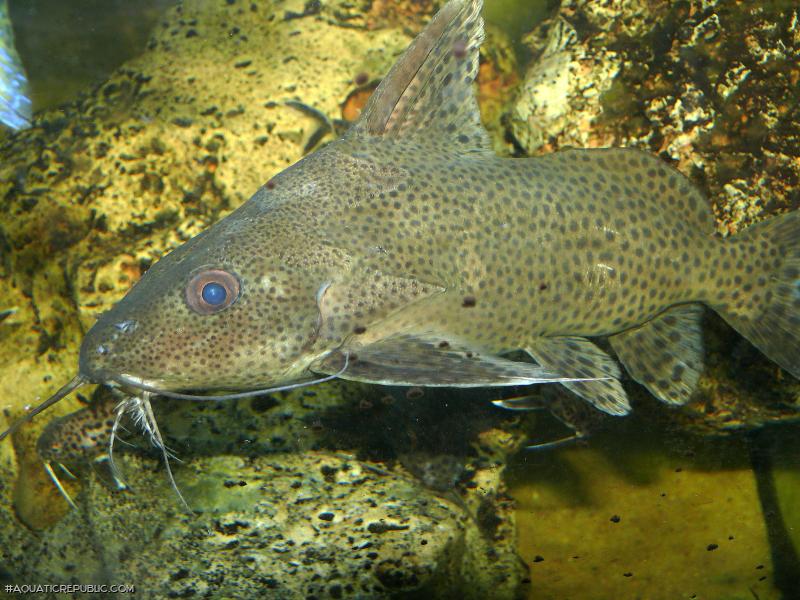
[112,373,171,393]
[105,352,352,402]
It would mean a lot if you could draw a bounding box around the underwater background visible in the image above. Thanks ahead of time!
[1,0,799,598]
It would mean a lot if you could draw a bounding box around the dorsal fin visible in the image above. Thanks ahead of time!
[347,0,490,152]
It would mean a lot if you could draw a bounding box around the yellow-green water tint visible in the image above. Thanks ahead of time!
[482,0,555,59]
[8,0,174,111]
[507,419,798,599]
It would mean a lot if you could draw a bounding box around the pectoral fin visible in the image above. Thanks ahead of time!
[609,304,704,405]
[525,337,630,416]
[311,333,586,387]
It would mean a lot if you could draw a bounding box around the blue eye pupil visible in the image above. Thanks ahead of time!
[202,282,227,305]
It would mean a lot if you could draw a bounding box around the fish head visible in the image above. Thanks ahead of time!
[1,0,492,443]
[80,151,353,393]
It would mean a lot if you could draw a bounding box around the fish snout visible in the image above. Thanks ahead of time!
[78,315,139,382]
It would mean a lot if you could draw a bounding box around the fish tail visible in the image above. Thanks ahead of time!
[709,211,800,379]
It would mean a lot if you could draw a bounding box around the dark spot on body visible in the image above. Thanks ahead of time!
[223,479,247,488]
[251,395,278,412]
[406,387,424,400]
[462,296,476,308]
[452,39,467,59]
[353,325,367,334]
[320,464,337,482]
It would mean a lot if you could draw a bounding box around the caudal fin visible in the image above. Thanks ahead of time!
[712,211,800,379]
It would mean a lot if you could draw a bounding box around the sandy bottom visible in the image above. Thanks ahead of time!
[508,417,800,600]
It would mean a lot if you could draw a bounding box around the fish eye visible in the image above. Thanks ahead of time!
[186,269,241,315]
[202,282,227,305]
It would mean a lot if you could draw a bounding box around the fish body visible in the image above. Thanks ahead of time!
[35,396,127,508]
[2,0,800,453]
[0,0,31,130]
[36,399,119,468]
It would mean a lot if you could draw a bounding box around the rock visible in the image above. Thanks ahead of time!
[2,388,528,598]
[511,0,800,239]
[509,0,800,434]
[1,451,512,598]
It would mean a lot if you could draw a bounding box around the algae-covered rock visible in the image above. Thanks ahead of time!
[510,0,800,435]
[512,0,800,237]
[2,450,519,599]
[1,384,529,598]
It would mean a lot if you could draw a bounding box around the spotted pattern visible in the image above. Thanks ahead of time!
[37,400,119,467]
[609,304,704,405]
[525,337,629,415]
[75,0,800,416]
[352,0,489,152]
[713,211,800,380]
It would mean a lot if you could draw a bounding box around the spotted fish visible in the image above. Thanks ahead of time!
[2,0,800,475]
[36,394,128,509]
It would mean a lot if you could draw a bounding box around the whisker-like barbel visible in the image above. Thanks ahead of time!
[0,375,87,442]
[2,0,799,512]
[110,352,351,402]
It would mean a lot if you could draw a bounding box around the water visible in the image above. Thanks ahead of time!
[8,0,173,111]
[0,1,798,598]
[509,419,800,599]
